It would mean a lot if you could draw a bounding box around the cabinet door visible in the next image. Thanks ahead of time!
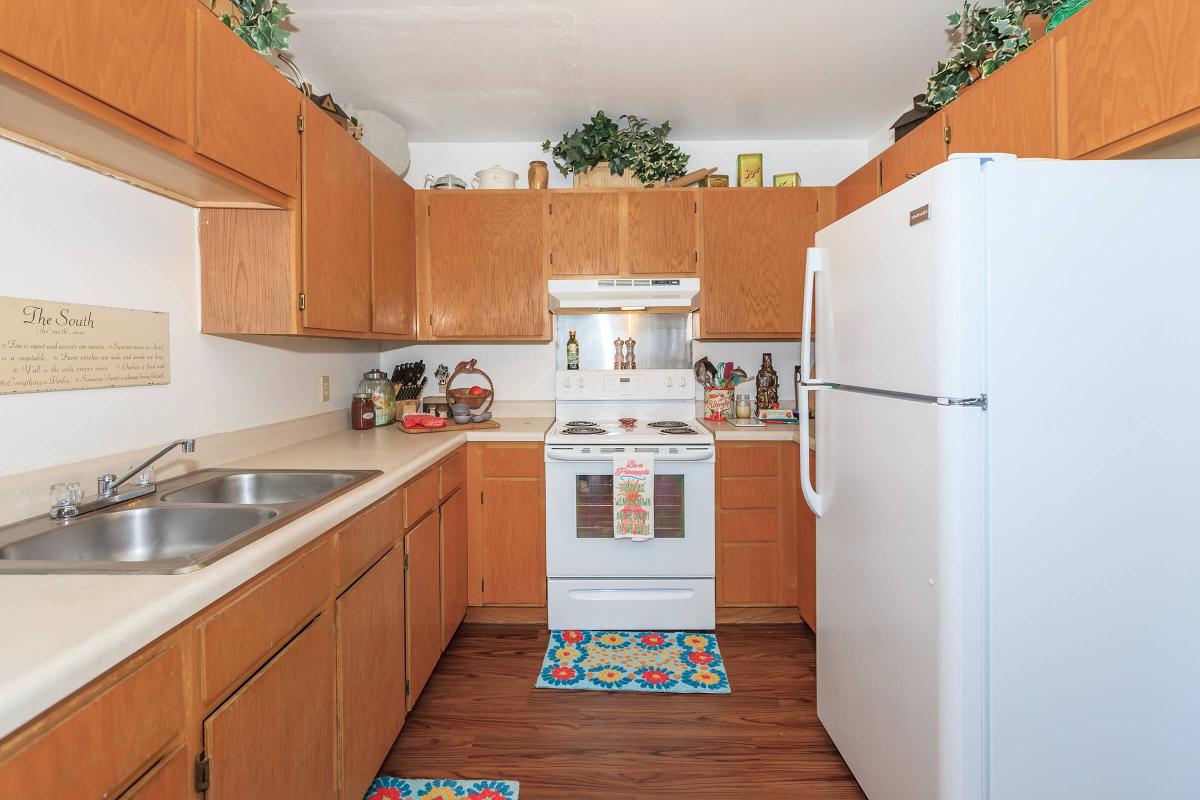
[440,489,468,648]
[302,100,371,333]
[548,192,619,275]
[0,0,191,141]
[482,477,546,605]
[117,746,189,799]
[835,157,880,221]
[699,188,818,339]
[195,9,301,196]
[880,112,947,193]
[1055,0,1200,158]
[716,442,792,607]
[946,39,1056,159]
[405,513,442,708]
[337,547,406,800]
[627,190,697,275]
[371,157,417,336]
[203,613,337,800]
[426,192,547,338]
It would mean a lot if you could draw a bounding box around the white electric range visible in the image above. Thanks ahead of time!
[544,369,715,630]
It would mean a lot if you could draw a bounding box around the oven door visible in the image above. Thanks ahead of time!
[545,449,715,578]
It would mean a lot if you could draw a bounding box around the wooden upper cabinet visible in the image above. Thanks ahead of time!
[699,188,819,339]
[627,190,698,274]
[337,546,406,800]
[946,38,1056,159]
[203,613,337,800]
[548,191,620,275]
[1054,0,1200,158]
[880,112,947,193]
[371,157,417,336]
[425,191,547,339]
[0,0,192,141]
[195,8,301,196]
[302,99,371,333]
[836,157,881,221]
[405,513,442,708]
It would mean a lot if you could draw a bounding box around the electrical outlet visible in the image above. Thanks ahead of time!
[320,375,330,403]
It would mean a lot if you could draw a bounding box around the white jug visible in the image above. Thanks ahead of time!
[473,165,519,189]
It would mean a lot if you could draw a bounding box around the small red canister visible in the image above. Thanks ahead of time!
[351,393,375,430]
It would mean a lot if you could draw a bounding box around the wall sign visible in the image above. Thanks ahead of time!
[0,296,169,395]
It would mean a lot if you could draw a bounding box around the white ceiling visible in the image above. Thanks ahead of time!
[287,0,959,142]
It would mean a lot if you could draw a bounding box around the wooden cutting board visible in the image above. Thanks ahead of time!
[396,419,501,434]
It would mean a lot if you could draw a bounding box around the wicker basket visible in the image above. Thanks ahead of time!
[573,162,662,189]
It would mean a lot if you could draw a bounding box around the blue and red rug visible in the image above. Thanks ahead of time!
[535,630,731,693]
[365,777,518,800]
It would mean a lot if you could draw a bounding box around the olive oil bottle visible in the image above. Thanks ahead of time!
[566,329,580,370]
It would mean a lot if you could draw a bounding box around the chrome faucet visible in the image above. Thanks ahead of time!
[49,439,196,520]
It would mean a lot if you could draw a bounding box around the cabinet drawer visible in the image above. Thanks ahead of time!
[719,509,780,543]
[200,539,333,706]
[119,746,188,799]
[721,476,780,509]
[337,492,403,587]
[403,468,439,528]
[439,450,465,499]
[481,444,543,478]
[0,645,184,799]
[718,445,779,477]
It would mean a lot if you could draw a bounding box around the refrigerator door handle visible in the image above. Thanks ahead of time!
[801,246,827,384]
[798,382,824,517]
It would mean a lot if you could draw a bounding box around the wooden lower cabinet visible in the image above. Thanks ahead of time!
[716,441,797,607]
[203,612,337,799]
[441,488,469,648]
[467,443,546,607]
[337,546,407,800]
[405,512,442,710]
[119,746,189,799]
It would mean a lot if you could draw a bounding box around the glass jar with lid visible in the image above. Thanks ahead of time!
[358,369,395,426]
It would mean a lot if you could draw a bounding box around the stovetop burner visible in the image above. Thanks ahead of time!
[562,426,606,435]
[565,421,596,427]
[647,421,688,429]
[659,426,699,435]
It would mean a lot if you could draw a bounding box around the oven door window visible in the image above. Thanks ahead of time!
[575,474,684,539]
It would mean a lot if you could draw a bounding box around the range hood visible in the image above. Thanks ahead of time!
[548,278,700,313]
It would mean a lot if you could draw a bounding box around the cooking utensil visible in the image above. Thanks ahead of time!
[667,167,717,188]
[700,357,718,386]
[723,362,735,383]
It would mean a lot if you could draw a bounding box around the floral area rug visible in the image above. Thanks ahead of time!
[365,777,518,800]
[536,630,731,693]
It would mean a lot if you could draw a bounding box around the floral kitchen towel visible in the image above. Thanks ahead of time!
[613,452,653,540]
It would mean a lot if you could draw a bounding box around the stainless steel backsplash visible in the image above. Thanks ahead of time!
[554,313,693,369]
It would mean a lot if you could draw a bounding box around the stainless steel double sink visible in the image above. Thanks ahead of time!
[0,469,379,574]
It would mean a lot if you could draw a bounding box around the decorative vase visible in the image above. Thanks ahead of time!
[528,161,549,189]
[755,353,779,416]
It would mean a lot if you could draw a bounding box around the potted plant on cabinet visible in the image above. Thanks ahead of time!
[542,111,690,188]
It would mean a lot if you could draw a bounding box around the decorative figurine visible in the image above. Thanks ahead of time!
[755,353,779,415]
[625,337,637,370]
[434,363,450,393]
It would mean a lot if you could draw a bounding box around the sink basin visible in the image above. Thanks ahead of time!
[0,506,276,564]
[159,471,358,505]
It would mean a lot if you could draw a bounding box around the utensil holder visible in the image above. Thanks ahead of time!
[703,387,734,421]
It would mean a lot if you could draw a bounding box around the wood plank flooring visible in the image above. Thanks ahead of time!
[380,623,866,799]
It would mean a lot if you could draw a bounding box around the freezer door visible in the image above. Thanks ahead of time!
[816,387,984,800]
[813,157,987,399]
[985,158,1200,799]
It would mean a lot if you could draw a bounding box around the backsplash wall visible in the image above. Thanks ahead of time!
[0,139,380,477]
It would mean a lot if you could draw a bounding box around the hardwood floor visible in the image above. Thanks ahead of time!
[380,624,866,799]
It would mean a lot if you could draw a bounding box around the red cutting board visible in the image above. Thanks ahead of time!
[396,420,501,434]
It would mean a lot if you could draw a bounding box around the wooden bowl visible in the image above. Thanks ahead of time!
[447,388,492,409]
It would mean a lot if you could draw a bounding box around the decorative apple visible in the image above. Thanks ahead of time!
[468,386,484,395]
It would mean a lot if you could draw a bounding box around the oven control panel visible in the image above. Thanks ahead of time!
[555,369,695,400]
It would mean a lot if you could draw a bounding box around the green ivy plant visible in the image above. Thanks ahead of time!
[221,0,294,54]
[543,111,690,187]
[925,0,1063,109]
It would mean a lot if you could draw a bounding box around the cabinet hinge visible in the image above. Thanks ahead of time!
[944,124,952,144]
[297,114,304,133]
[298,292,306,311]
[404,552,410,570]
[195,751,211,793]
[404,678,410,697]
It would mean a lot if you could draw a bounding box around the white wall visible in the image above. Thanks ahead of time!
[0,139,380,477]
[406,139,868,189]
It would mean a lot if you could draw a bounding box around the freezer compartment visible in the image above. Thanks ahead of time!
[815,387,983,800]
[547,578,715,631]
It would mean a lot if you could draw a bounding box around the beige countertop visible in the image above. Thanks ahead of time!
[699,417,817,450]
[0,417,553,739]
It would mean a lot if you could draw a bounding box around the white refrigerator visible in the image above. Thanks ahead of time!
[798,155,1200,800]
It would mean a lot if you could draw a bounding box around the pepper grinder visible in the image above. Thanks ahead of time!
[613,338,626,370]
[624,337,637,370]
